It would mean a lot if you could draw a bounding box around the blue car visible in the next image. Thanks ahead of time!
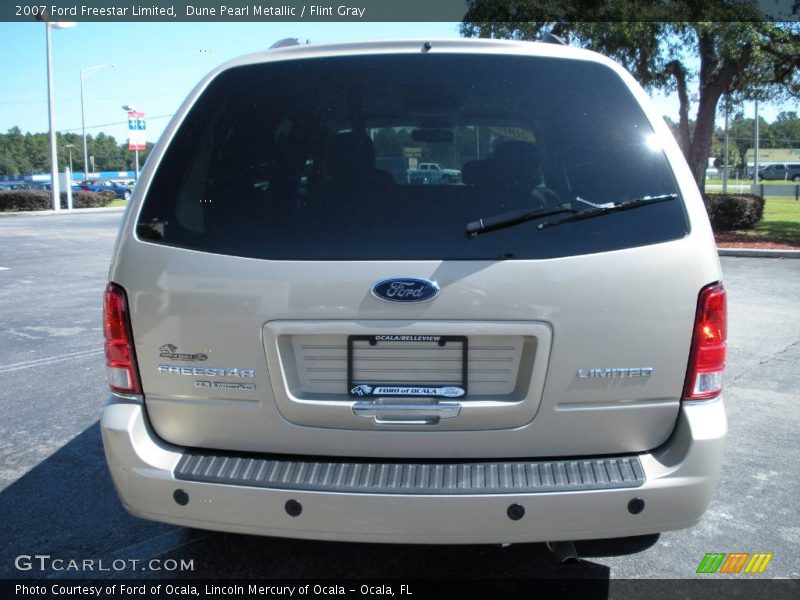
[76,179,132,200]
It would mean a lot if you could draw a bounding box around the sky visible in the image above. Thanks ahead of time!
[0,21,794,150]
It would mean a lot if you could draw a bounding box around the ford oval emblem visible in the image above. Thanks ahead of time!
[371,278,440,303]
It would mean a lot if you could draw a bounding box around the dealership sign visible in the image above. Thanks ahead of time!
[127,111,146,151]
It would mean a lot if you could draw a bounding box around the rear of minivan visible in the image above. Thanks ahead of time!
[101,39,726,544]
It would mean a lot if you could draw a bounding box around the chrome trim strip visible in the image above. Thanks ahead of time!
[353,401,461,425]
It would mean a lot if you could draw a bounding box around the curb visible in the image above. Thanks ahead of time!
[0,207,125,218]
[718,248,800,259]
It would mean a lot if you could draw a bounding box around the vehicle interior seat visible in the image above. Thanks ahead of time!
[463,141,561,209]
[326,131,394,192]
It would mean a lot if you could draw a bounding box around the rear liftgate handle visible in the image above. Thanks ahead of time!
[352,401,461,425]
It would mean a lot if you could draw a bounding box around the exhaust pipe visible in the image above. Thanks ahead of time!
[546,540,580,564]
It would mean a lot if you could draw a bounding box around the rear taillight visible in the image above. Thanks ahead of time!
[683,282,727,400]
[103,283,141,395]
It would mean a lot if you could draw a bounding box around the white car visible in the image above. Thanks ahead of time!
[408,162,462,184]
[102,39,726,549]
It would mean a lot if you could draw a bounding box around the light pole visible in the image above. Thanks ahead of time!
[753,100,760,185]
[722,94,729,194]
[65,143,74,174]
[42,17,76,210]
[122,104,141,179]
[80,63,115,181]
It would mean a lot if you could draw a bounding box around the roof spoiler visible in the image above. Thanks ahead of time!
[542,33,567,45]
[270,38,301,49]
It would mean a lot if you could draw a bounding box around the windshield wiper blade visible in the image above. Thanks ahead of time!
[536,194,679,231]
[466,206,577,237]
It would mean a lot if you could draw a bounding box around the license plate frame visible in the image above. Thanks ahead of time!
[347,334,468,398]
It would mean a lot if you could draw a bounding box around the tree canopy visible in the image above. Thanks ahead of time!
[461,0,800,185]
[0,127,153,177]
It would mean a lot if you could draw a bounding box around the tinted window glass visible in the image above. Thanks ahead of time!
[138,54,688,260]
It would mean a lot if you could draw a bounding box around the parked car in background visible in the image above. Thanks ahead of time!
[12,182,58,191]
[407,162,462,184]
[0,182,27,191]
[758,162,800,182]
[76,179,132,200]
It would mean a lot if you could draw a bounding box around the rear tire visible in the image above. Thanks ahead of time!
[123,190,131,201]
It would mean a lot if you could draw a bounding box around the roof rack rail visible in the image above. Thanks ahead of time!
[270,38,301,49]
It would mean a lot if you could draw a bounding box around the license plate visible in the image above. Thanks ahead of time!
[347,334,468,398]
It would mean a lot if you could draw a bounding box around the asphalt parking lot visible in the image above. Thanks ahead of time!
[0,211,798,585]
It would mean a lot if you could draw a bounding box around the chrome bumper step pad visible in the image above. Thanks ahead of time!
[174,452,644,495]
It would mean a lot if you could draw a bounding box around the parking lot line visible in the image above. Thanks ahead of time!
[0,289,96,304]
[0,348,103,374]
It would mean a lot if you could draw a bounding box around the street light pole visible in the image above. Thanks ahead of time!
[65,143,74,174]
[39,14,75,210]
[754,100,760,185]
[80,63,115,181]
[723,94,729,194]
[45,22,60,211]
[80,70,86,180]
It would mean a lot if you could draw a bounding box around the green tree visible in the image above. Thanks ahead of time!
[461,0,800,186]
[119,141,155,171]
[22,133,48,172]
[373,128,413,158]
[727,114,773,167]
[90,132,122,171]
[769,111,800,147]
[0,128,148,176]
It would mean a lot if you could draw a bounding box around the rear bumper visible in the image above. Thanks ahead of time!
[101,396,726,544]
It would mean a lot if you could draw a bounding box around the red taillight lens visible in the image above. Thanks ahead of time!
[103,283,141,395]
[683,283,727,400]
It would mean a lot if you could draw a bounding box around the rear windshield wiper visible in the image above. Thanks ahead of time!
[535,194,678,231]
[465,193,678,238]
[466,206,577,237]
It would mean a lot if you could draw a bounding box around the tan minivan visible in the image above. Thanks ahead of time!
[102,39,727,547]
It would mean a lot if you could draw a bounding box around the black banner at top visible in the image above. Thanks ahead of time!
[2,0,799,22]
[5,1,465,22]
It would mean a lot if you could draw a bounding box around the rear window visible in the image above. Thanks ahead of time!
[137,53,688,260]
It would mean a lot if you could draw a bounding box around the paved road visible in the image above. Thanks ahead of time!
[0,211,798,584]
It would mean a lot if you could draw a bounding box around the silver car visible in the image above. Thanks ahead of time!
[758,162,800,182]
[102,39,727,547]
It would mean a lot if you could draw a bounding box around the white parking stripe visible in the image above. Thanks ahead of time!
[0,267,9,270]
[0,348,103,374]
[0,289,96,304]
